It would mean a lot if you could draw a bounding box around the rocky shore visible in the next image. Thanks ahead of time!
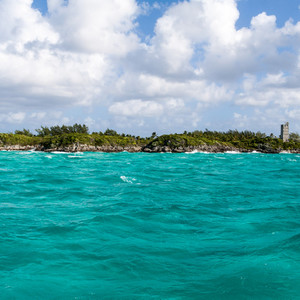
[0,144,142,152]
[143,143,299,153]
[0,143,299,153]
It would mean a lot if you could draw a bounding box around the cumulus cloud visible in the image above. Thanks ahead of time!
[48,0,139,55]
[0,112,26,124]
[0,0,300,134]
[0,0,138,112]
[109,99,163,117]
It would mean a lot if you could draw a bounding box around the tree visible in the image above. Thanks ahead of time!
[72,123,89,134]
[36,126,51,137]
[290,132,300,142]
[104,129,118,136]
[14,129,33,136]
[36,124,89,136]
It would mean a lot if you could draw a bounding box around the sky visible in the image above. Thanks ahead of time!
[1,0,300,136]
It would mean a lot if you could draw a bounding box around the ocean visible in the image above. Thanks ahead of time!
[0,151,299,299]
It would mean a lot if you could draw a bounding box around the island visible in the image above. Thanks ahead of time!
[0,124,299,153]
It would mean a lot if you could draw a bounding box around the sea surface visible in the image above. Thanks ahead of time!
[0,151,299,299]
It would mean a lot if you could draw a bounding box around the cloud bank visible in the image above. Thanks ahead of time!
[0,0,300,134]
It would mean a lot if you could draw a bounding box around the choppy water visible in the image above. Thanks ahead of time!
[0,151,299,299]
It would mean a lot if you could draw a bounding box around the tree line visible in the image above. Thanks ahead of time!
[12,124,300,141]
[0,124,298,150]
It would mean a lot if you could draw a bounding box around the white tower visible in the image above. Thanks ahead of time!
[280,122,289,142]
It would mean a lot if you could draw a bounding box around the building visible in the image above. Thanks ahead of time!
[280,122,289,142]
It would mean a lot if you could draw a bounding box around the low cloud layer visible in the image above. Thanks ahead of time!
[0,0,300,135]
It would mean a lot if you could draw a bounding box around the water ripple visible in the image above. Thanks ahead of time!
[0,151,299,299]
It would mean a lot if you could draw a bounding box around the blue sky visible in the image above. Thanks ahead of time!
[1,0,300,135]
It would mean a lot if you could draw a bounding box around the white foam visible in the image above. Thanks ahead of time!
[225,151,241,154]
[51,151,71,154]
[19,151,34,155]
[45,155,53,159]
[120,176,136,184]
[185,150,199,154]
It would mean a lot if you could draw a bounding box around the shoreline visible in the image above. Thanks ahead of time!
[0,144,299,154]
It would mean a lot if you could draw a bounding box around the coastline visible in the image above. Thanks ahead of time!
[1,143,299,153]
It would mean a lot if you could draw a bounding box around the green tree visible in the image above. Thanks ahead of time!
[290,132,300,142]
[104,129,118,136]
[14,129,33,136]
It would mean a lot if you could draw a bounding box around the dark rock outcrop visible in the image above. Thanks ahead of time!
[0,143,298,153]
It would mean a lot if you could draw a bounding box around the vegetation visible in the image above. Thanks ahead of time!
[0,124,299,152]
[36,124,89,136]
[145,130,300,151]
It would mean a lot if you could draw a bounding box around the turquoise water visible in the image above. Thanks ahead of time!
[0,151,299,299]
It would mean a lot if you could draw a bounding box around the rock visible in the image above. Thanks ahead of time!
[162,146,172,152]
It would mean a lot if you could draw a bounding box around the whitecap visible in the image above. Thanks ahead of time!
[120,176,136,184]
[51,151,71,154]
[185,150,199,154]
[280,151,291,154]
[19,151,34,155]
[225,151,241,154]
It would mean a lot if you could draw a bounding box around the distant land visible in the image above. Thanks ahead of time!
[0,124,299,153]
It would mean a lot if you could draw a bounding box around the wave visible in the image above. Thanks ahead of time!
[225,151,241,154]
[120,176,137,184]
[185,150,210,154]
[50,151,72,154]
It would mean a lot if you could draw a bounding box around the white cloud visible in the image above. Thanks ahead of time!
[286,109,300,120]
[30,112,46,120]
[0,0,58,47]
[109,99,164,117]
[48,0,140,56]
[0,112,26,124]
[84,116,96,128]
[152,2,161,10]
[0,0,300,134]
[233,113,250,128]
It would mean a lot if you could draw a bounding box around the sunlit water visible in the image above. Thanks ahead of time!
[0,151,299,299]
